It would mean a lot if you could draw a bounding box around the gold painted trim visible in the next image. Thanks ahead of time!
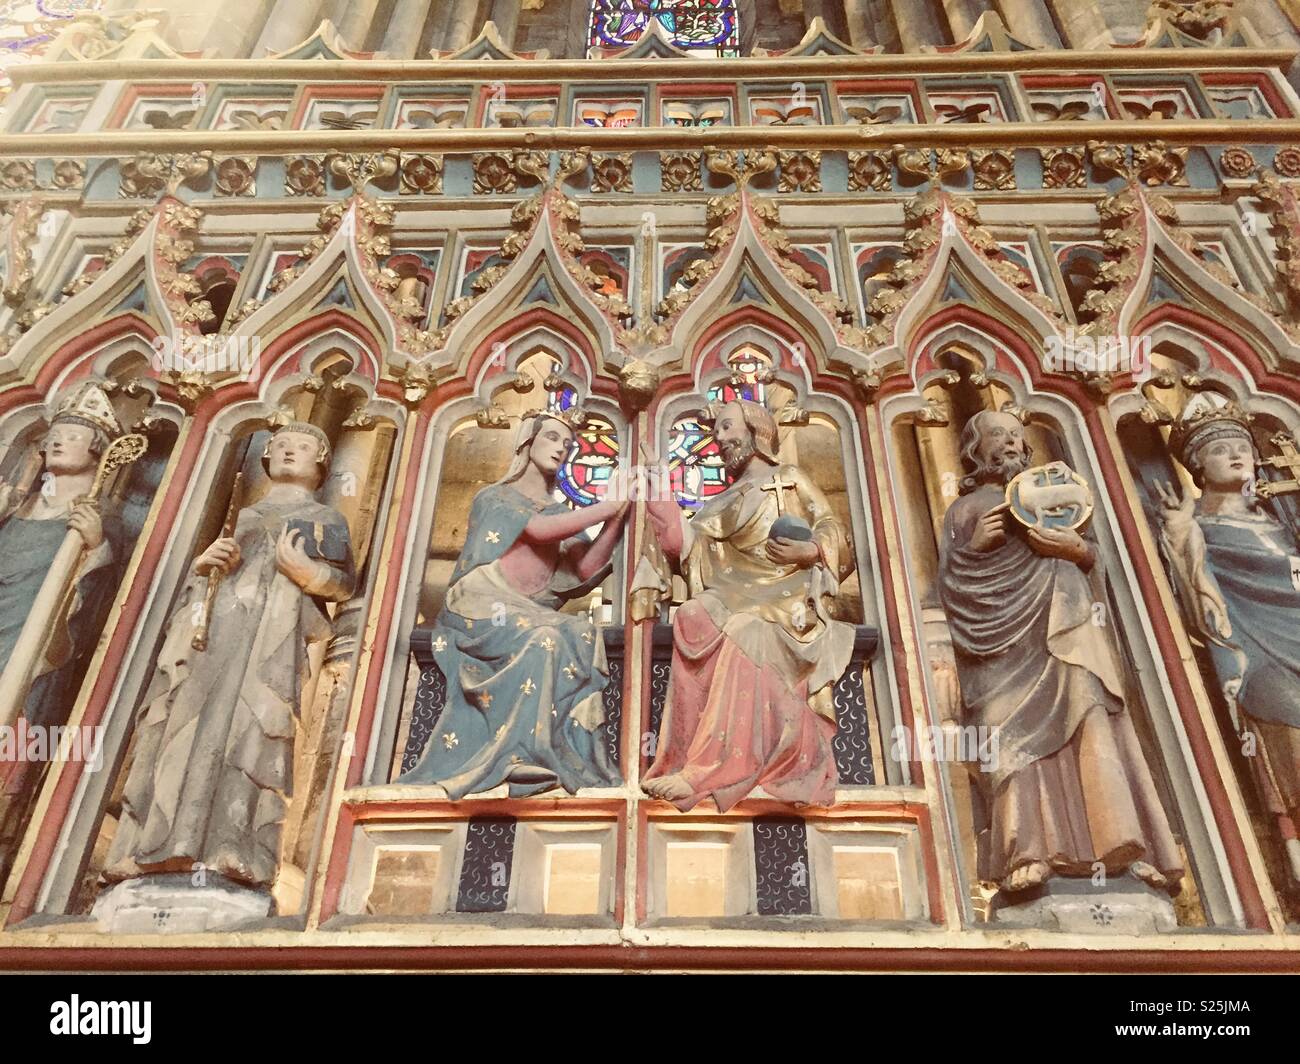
[9,49,1297,86]
[2,120,1299,156]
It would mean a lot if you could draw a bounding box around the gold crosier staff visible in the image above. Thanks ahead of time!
[191,471,244,652]
[0,431,148,733]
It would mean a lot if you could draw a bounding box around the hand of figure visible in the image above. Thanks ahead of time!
[275,526,321,589]
[638,441,671,483]
[603,467,631,513]
[968,502,1010,553]
[766,536,820,568]
[1026,525,1089,564]
[1202,596,1232,640]
[67,499,104,549]
[195,536,241,576]
[931,660,963,723]
[1154,479,1196,526]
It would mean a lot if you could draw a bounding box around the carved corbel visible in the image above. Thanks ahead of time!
[618,359,660,413]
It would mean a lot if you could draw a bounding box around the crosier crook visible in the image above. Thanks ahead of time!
[0,432,147,734]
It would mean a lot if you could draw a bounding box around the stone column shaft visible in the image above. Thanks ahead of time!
[198,0,277,57]
[437,0,480,52]
[890,0,947,50]
[489,0,522,47]
[381,0,433,58]
[843,0,873,45]
[332,0,383,50]
[1046,0,1109,48]
[942,0,984,42]
[253,0,327,56]
[998,0,1063,47]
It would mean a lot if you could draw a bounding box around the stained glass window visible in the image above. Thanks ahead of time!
[0,0,102,98]
[547,382,618,512]
[588,0,739,58]
[669,345,772,511]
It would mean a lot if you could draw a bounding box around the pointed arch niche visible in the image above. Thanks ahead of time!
[372,329,630,793]
[879,309,1249,933]
[20,318,403,925]
[1111,311,1300,918]
[0,324,180,900]
[649,312,892,792]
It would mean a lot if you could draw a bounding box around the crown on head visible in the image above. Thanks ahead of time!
[51,381,123,439]
[526,405,590,432]
[1169,392,1255,467]
[267,421,332,467]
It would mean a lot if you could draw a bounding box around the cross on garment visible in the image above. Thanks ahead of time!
[760,474,799,517]
[1257,431,1300,500]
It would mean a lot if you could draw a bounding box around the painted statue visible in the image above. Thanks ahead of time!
[0,383,125,736]
[399,410,629,797]
[938,409,1182,898]
[102,422,355,895]
[1158,394,1300,881]
[640,398,855,811]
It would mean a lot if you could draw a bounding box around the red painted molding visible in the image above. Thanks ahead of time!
[0,942,1293,974]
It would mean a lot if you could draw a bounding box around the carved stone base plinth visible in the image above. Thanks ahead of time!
[989,873,1178,933]
[92,873,273,934]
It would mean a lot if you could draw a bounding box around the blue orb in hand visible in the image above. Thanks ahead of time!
[769,514,813,541]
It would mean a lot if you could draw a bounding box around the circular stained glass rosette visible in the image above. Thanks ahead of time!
[1004,462,1094,532]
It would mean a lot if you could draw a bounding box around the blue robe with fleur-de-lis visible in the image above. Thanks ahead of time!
[398,484,621,797]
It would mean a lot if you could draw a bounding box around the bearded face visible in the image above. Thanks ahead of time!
[715,402,758,476]
[972,412,1031,485]
[719,435,755,475]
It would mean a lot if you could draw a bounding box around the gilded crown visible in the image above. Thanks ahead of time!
[52,381,123,439]
[525,405,590,432]
[1168,392,1255,467]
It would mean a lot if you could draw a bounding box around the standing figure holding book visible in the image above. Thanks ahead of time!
[101,423,355,906]
[938,410,1182,908]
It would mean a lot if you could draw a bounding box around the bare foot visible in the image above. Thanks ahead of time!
[1130,861,1168,891]
[1003,860,1052,893]
[643,774,695,802]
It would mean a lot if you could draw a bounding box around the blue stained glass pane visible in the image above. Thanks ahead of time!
[546,382,618,513]
[589,0,739,56]
[0,0,101,94]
